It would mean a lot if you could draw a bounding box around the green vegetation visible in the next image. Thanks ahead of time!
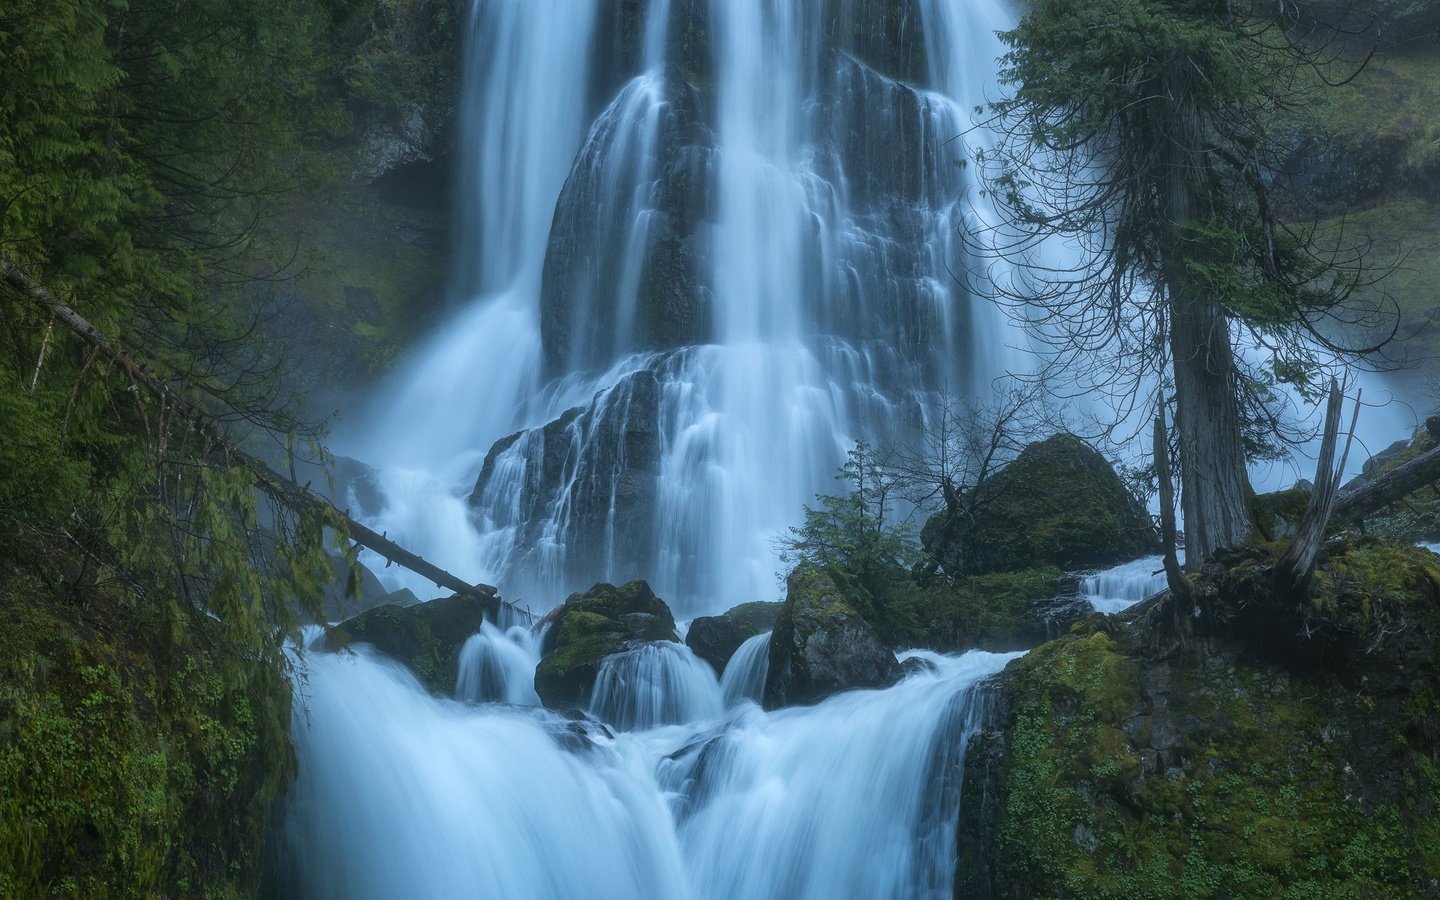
[0,0,464,889]
[976,539,1440,897]
[0,553,293,897]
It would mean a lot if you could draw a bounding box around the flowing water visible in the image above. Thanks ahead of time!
[274,630,1020,899]
[334,0,1026,617]
[279,0,1416,895]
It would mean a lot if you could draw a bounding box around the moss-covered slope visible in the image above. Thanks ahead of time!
[0,554,293,898]
[959,538,1440,898]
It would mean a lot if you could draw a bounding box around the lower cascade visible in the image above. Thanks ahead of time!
[271,631,1020,899]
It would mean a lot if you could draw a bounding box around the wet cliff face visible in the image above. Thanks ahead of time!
[957,539,1440,898]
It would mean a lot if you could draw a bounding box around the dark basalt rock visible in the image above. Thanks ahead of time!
[328,592,492,695]
[685,600,783,675]
[533,580,681,709]
[468,368,663,590]
[540,70,715,374]
[921,433,1158,576]
[763,567,901,709]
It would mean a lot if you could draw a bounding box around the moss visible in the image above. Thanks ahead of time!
[988,539,1440,897]
[533,580,680,709]
[0,562,291,897]
[914,566,1062,651]
[923,433,1156,575]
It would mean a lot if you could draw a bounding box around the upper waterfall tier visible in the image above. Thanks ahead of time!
[342,0,1030,618]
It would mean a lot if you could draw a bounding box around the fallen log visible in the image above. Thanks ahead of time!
[1332,440,1440,529]
[2,261,522,622]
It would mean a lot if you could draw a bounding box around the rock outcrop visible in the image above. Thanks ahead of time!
[685,600,783,675]
[533,580,680,709]
[921,433,1157,575]
[956,538,1440,897]
[763,567,901,709]
[327,592,491,695]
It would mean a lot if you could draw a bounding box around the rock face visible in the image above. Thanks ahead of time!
[533,580,680,709]
[540,72,715,374]
[956,539,1440,897]
[685,600,783,675]
[468,368,663,590]
[921,433,1158,575]
[913,566,1088,653]
[328,593,492,695]
[763,567,901,709]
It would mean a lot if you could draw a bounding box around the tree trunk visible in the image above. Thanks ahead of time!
[1161,71,1253,569]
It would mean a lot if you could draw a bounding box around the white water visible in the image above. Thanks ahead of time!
[274,634,1020,899]
[589,641,725,731]
[333,0,1028,618]
[1079,555,1173,615]
[720,630,771,706]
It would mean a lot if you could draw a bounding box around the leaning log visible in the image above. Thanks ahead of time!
[2,261,521,621]
[1332,441,1440,528]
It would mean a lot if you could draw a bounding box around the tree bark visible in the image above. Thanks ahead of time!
[1276,380,1356,594]
[1161,70,1253,569]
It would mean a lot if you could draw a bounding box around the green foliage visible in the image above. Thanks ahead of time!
[0,560,293,896]
[990,542,1440,897]
[778,444,924,645]
[914,566,1062,652]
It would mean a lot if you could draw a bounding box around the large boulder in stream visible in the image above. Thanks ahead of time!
[534,580,680,709]
[921,433,1158,575]
[763,567,901,709]
[685,601,783,676]
[327,592,492,695]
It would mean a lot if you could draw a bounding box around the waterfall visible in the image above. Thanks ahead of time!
[454,620,542,706]
[588,641,725,731]
[1079,555,1173,614]
[272,636,1020,899]
[720,630,771,706]
[334,0,1029,618]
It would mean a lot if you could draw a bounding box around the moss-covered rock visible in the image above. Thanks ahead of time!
[533,580,680,709]
[921,433,1158,576]
[911,566,1071,652]
[327,592,492,695]
[685,600,783,675]
[958,538,1440,898]
[763,567,901,709]
[0,560,291,898]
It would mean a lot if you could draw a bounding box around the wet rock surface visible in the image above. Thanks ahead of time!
[763,567,901,709]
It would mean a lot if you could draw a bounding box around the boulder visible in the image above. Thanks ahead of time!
[327,592,491,694]
[913,566,1080,652]
[534,580,680,709]
[921,433,1157,575]
[685,600,783,675]
[763,567,901,709]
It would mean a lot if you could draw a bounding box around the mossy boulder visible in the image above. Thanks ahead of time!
[921,433,1157,575]
[763,567,901,709]
[957,538,1440,898]
[1251,483,1312,540]
[533,580,680,709]
[327,592,492,695]
[685,601,783,676]
[911,566,1076,652]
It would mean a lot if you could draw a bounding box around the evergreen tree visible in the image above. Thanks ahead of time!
[978,0,1394,566]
